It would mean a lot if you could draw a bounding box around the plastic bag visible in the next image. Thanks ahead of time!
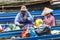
[9,24,20,30]
[34,18,43,28]
[35,25,51,36]
[4,27,11,31]
[0,25,4,32]
[22,30,26,38]
[12,25,20,30]
[26,29,30,37]
[30,27,37,37]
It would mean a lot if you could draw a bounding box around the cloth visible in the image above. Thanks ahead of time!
[44,15,55,26]
[15,11,33,25]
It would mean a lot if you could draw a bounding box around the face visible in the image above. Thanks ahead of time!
[21,11,26,15]
[45,13,51,17]
[47,13,51,17]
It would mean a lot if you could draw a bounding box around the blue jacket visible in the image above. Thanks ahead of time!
[15,11,33,25]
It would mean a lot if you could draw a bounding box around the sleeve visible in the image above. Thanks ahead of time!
[14,13,20,25]
[52,17,55,26]
[27,11,33,21]
[44,16,52,24]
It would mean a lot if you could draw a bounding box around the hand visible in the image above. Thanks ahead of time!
[22,17,27,20]
[44,16,47,18]
[19,24,24,26]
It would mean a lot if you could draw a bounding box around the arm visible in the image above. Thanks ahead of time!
[27,11,33,21]
[53,21,55,26]
[15,13,20,25]
[52,17,55,26]
[44,16,52,24]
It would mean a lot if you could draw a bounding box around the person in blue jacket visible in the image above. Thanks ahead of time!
[15,5,33,29]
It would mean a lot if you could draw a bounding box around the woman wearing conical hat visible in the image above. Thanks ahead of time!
[42,7,55,26]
